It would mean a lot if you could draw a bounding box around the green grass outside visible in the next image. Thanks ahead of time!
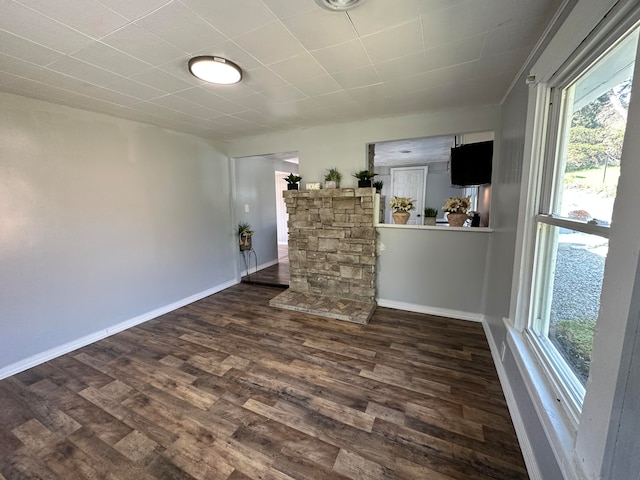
[553,319,596,384]
[564,165,620,197]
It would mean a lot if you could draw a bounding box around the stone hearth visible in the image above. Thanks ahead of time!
[269,188,377,323]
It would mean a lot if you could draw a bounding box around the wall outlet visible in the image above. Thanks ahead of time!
[244,204,250,213]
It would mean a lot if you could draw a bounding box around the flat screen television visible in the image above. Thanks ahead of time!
[450,140,493,186]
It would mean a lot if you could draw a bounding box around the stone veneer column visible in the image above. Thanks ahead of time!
[285,188,376,303]
[270,188,377,324]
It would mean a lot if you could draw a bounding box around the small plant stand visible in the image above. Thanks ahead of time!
[240,248,258,281]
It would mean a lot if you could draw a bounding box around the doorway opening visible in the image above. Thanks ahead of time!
[233,151,297,287]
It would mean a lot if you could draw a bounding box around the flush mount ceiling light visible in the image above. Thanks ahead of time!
[188,56,242,85]
[315,0,367,11]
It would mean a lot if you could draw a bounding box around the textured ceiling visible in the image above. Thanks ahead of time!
[0,0,563,142]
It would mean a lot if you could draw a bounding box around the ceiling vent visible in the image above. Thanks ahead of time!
[315,0,367,11]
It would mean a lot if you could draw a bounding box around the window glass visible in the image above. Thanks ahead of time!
[553,30,638,224]
[531,225,607,386]
[529,26,638,408]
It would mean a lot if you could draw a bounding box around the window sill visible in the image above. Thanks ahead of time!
[505,319,582,480]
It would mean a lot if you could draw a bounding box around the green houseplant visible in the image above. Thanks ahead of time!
[238,222,253,251]
[423,207,438,226]
[324,167,342,189]
[373,180,384,193]
[285,173,302,190]
[353,170,376,187]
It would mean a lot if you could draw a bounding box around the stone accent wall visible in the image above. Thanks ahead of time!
[284,188,376,304]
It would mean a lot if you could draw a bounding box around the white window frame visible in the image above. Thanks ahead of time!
[514,19,640,430]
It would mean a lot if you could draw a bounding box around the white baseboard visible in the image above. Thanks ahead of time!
[0,279,237,380]
[240,258,278,277]
[482,318,543,480]
[376,298,483,323]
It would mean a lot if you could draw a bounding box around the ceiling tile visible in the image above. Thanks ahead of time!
[0,52,46,77]
[131,67,193,93]
[261,0,318,18]
[294,74,342,97]
[0,30,65,66]
[259,84,307,104]
[191,40,262,71]
[180,0,277,38]
[268,53,328,83]
[72,42,151,77]
[101,24,185,65]
[96,0,173,22]
[0,0,565,141]
[14,0,129,38]
[360,19,424,63]
[281,9,357,51]
[174,87,247,114]
[233,21,306,65]
[482,19,541,56]
[421,0,514,47]
[150,94,218,119]
[375,51,429,82]
[47,56,124,87]
[348,0,421,36]
[0,1,94,54]
[242,66,289,92]
[331,65,381,90]
[346,83,387,102]
[108,77,165,100]
[134,1,226,53]
[310,40,372,73]
[423,33,485,70]
[74,83,140,106]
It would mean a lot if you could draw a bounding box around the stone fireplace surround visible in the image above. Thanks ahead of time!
[269,188,377,324]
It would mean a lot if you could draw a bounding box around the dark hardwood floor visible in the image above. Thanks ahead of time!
[0,283,528,480]
[241,245,289,288]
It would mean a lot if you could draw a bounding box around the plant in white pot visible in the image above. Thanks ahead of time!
[324,167,341,189]
[423,207,438,226]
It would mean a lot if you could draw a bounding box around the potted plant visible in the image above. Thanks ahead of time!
[443,196,471,227]
[353,170,376,188]
[285,173,302,190]
[373,180,384,193]
[423,207,438,226]
[238,222,253,251]
[390,196,415,224]
[324,167,341,189]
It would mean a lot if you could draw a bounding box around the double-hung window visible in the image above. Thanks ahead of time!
[527,25,639,420]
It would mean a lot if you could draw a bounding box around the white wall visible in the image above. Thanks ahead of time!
[233,156,297,273]
[0,92,236,375]
[228,107,500,188]
[377,227,490,319]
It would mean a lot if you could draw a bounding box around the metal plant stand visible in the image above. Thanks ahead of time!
[240,248,258,281]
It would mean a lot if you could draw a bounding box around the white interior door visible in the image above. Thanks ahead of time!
[390,167,428,224]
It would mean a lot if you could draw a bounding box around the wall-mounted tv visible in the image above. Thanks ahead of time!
[450,140,493,187]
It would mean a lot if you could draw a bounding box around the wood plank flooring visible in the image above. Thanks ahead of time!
[241,246,289,288]
[0,283,528,479]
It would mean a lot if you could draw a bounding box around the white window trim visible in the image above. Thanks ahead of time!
[507,4,640,479]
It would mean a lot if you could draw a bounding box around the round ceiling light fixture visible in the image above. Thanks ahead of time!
[188,56,242,85]
[314,0,367,11]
